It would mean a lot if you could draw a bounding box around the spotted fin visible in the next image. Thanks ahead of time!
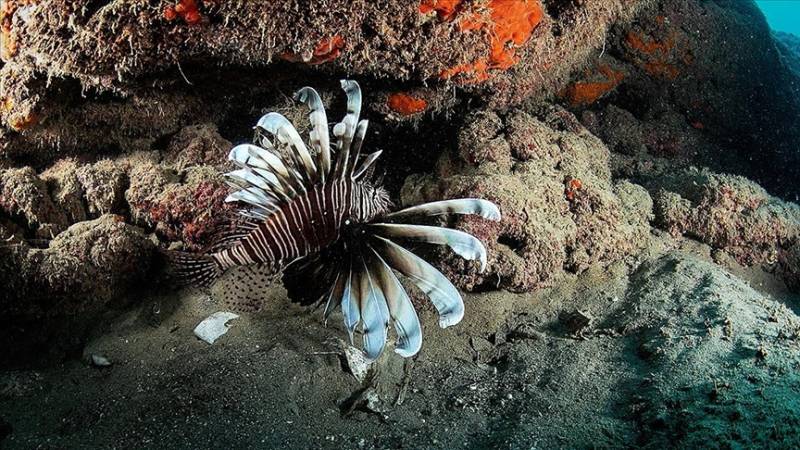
[211,263,279,313]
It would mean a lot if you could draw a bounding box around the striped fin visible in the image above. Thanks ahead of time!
[294,87,331,177]
[229,145,301,199]
[250,167,295,200]
[228,144,290,180]
[368,223,488,272]
[225,168,273,192]
[323,270,346,322]
[369,247,422,357]
[203,218,260,253]
[370,235,464,328]
[353,150,382,180]
[225,168,293,205]
[256,112,318,181]
[359,255,390,361]
[349,120,369,177]
[225,188,278,215]
[333,80,362,178]
[167,251,222,287]
[239,209,271,220]
[341,264,360,342]
[386,199,501,221]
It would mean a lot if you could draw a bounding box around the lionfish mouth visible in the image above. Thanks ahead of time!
[172,80,501,361]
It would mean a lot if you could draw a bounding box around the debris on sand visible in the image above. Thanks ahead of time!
[90,354,112,367]
[193,312,240,345]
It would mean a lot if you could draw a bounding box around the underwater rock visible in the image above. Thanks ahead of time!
[401,105,652,292]
[193,312,239,345]
[646,167,800,290]
[0,0,656,164]
[572,0,800,196]
[775,31,800,77]
[73,160,128,217]
[0,214,155,317]
[583,103,719,161]
[0,63,212,165]
[39,159,89,225]
[163,123,232,169]
[0,0,646,103]
[0,166,69,238]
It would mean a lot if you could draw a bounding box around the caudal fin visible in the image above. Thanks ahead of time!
[167,251,222,287]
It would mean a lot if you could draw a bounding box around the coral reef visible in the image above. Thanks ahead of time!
[0,0,799,445]
[570,0,800,196]
[0,122,234,325]
[0,214,154,316]
[162,122,231,169]
[643,167,800,289]
[127,163,232,248]
[0,166,68,238]
[0,0,651,161]
[401,105,652,292]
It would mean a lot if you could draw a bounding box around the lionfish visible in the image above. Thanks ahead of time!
[172,80,500,360]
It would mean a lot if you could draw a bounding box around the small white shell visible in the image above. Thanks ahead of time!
[193,312,240,345]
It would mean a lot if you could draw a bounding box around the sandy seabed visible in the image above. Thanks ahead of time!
[2,233,800,449]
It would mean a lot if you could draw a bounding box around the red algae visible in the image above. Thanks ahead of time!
[419,0,463,20]
[624,31,680,79]
[164,0,203,25]
[561,65,625,106]
[388,92,429,115]
[311,36,345,64]
[565,177,582,201]
[439,0,544,83]
[281,35,345,65]
[146,180,231,248]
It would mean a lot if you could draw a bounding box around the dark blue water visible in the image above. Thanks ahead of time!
[756,0,800,35]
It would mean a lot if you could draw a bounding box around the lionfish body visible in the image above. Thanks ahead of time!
[173,80,500,360]
[204,180,389,277]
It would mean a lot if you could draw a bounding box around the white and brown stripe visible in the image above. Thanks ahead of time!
[211,180,385,271]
